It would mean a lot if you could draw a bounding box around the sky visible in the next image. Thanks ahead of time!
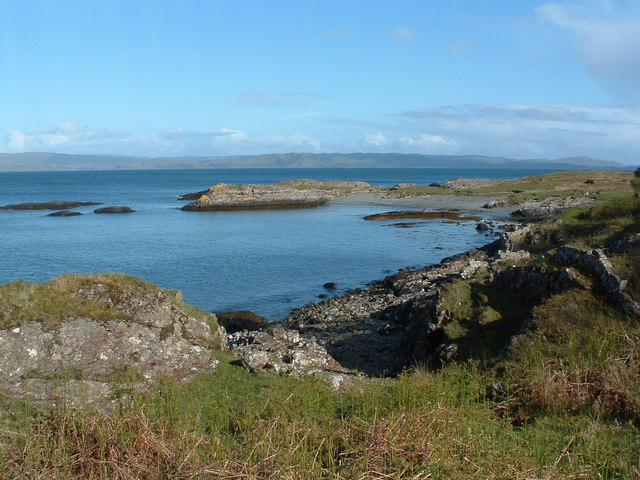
[1,0,639,164]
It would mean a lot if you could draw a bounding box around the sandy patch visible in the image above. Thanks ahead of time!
[333,193,514,218]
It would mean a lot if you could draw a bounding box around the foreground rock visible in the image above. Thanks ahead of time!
[181,179,380,211]
[227,326,356,388]
[0,274,225,408]
[0,200,102,210]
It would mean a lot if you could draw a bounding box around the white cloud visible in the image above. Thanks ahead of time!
[398,103,640,163]
[4,101,639,163]
[378,27,419,44]
[399,134,457,149]
[159,128,239,141]
[362,132,387,148]
[539,2,640,101]
[2,122,327,156]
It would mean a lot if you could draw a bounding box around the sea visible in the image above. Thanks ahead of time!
[0,167,557,320]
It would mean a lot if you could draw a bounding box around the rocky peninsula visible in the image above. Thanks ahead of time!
[180,179,381,211]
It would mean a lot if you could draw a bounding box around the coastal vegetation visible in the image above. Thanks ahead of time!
[0,170,639,478]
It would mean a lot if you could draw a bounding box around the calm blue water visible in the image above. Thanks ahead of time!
[0,168,556,319]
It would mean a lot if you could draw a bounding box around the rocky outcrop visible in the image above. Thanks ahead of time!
[94,206,135,214]
[511,197,594,218]
[227,326,354,387]
[181,180,379,211]
[0,275,225,408]
[492,266,584,298]
[555,246,640,317]
[0,200,102,210]
[216,310,268,333]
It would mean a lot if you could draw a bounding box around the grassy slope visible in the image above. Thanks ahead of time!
[1,171,639,479]
[390,169,634,204]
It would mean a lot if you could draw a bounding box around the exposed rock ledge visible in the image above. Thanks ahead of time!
[180,180,380,211]
[0,275,225,408]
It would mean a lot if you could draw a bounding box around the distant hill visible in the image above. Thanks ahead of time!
[0,151,633,171]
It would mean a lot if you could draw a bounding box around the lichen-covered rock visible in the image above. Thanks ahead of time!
[228,325,347,379]
[0,274,225,408]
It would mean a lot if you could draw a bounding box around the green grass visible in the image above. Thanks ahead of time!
[388,170,635,207]
[2,356,638,478]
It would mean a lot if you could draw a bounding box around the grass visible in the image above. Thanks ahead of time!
[3,359,638,478]
[388,170,635,206]
[0,272,222,337]
[1,185,640,478]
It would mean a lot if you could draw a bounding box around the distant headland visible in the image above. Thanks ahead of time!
[0,151,634,172]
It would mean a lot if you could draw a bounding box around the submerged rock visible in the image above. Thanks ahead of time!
[46,210,83,217]
[94,206,136,214]
[364,210,482,222]
[0,200,102,210]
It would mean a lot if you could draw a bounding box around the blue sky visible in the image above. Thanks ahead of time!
[1,0,639,163]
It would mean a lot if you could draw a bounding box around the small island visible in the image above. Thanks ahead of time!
[180,179,381,211]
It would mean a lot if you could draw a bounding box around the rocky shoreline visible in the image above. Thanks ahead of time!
[226,223,640,383]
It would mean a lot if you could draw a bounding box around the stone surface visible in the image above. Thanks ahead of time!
[228,325,351,386]
[0,276,225,408]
